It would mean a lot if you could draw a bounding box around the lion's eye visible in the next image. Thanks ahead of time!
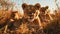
[32,10,35,13]
[32,13,34,15]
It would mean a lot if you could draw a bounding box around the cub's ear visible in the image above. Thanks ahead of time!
[22,3,28,9]
[45,6,49,9]
[35,3,41,10]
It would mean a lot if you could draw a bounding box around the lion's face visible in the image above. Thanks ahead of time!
[40,6,49,14]
[22,3,41,21]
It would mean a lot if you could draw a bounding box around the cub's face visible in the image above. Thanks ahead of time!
[40,6,49,14]
[22,3,41,20]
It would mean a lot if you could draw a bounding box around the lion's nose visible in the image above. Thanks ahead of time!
[30,17,32,19]
[28,12,32,14]
[29,15,34,17]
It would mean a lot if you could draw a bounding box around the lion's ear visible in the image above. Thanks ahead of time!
[35,3,41,10]
[22,3,28,9]
[45,6,49,9]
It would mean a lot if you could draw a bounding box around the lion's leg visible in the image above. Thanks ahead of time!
[37,17,43,29]
[35,17,45,34]
[48,13,53,20]
[4,25,8,34]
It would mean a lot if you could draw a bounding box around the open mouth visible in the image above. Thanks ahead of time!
[27,16,35,22]
[28,17,33,20]
[30,17,33,19]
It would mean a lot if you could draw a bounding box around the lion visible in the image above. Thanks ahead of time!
[21,3,44,34]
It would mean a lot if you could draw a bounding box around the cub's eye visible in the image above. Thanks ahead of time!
[32,10,35,13]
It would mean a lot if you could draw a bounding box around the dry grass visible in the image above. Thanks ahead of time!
[0,9,60,34]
